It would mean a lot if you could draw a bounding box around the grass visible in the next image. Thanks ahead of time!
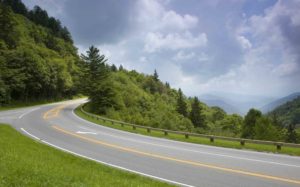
[0,124,173,187]
[75,107,300,156]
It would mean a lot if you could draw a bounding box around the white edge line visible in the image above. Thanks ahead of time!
[21,128,40,140]
[18,107,40,119]
[71,108,300,167]
[20,127,194,187]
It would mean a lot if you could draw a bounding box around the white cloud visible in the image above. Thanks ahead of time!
[144,32,207,53]
[136,0,199,32]
[160,10,198,31]
[272,62,299,77]
[236,35,252,49]
[173,51,195,61]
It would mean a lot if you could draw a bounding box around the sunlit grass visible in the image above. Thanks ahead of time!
[0,124,173,187]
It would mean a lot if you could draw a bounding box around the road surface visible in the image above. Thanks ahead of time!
[1,99,300,187]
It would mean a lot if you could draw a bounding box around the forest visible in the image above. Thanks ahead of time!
[0,0,299,143]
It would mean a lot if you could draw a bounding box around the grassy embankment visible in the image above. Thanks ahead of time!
[0,124,172,187]
[75,107,300,156]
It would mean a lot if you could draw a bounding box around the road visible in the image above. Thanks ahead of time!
[1,99,300,187]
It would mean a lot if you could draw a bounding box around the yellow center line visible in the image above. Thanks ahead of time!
[43,104,67,119]
[52,125,300,185]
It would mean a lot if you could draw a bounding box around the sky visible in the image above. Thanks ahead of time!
[23,0,300,99]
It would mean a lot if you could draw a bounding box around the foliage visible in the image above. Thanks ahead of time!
[268,96,300,127]
[0,2,81,105]
[253,116,281,141]
[1,0,73,42]
[190,97,205,128]
[242,108,262,139]
[176,88,188,117]
[80,46,118,114]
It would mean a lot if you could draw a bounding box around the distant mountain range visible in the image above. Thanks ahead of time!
[199,92,300,115]
[260,92,300,113]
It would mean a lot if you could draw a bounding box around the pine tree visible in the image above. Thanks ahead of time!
[81,46,116,114]
[190,97,205,128]
[176,88,187,117]
[153,69,159,82]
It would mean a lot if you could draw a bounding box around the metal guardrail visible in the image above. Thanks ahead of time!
[80,105,300,150]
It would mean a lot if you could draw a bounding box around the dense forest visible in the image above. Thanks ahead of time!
[0,0,81,104]
[0,0,299,143]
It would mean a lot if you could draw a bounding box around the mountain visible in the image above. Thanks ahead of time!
[199,93,274,115]
[268,96,300,126]
[261,92,300,113]
[199,94,240,114]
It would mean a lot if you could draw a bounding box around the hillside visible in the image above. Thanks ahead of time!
[268,96,300,127]
[261,92,300,113]
[83,66,243,137]
[0,2,81,105]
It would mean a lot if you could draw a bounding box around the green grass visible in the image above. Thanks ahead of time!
[75,107,300,156]
[0,124,173,187]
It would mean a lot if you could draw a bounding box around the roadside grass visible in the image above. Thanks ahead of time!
[75,107,300,156]
[0,124,173,187]
[0,95,85,111]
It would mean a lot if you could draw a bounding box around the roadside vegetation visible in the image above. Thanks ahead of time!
[75,107,300,156]
[0,124,172,187]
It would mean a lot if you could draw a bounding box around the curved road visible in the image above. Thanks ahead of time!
[1,99,300,187]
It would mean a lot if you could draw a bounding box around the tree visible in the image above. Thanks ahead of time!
[220,114,243,135]
[153,69,159,82]
[0,4,19,48]
[242,108,262,139]
[190,97,205,128]
[211,106,226,122]
[253,116,280,141]
[2,0,28,16]
[111,64,117,72]
[286,123,298,143]
[81,46,117,114]
[176,88,187,117]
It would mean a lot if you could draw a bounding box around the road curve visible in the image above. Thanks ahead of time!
[1,99,300,187]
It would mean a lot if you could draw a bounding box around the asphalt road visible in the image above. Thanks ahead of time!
[1,99,300,187]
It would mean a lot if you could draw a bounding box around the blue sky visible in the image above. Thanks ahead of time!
[23,0,300,98]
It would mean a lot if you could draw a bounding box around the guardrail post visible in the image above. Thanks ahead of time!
[240,140,245,146]
[133,126,136,130]
[185,134,189,139]
[210,136,214,143]
[276,144,281,150]
[147,128,151,133]
[164,131,168,136]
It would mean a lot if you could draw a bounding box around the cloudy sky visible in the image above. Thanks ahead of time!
[23,0,300,98]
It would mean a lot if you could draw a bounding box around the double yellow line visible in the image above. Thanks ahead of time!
[43,104,67,119]
[52,125,300,185]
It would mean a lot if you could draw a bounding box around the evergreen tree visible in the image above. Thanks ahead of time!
[111,64,117,72]
[190,97,205,128]
[176,88,187,117]
[119,65,124,71]
[81,46,117,114]
[242,108,262,139]
[153,69,159,82]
